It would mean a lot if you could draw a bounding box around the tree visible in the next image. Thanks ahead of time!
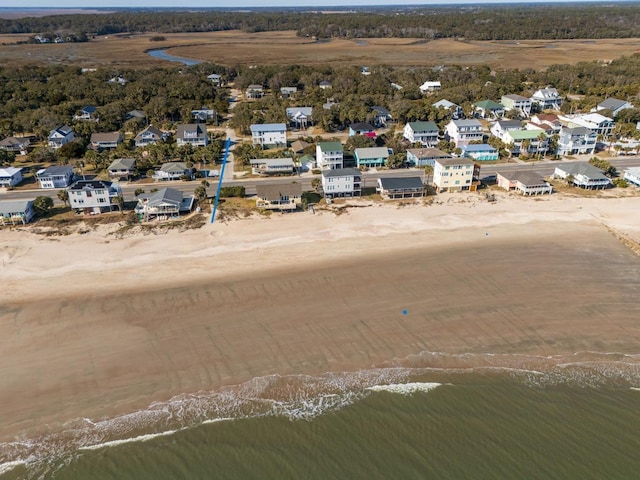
[424,165,434,184]
[194,185,208,204]
[33,196,54,215]
[387,153,406,169]
[311,177,321,191]
[57,189,69,207]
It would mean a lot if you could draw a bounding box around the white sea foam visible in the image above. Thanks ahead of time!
[367,382,442,395]
[0,459,26,475]
[79,429,181,451]
[631,387,640,392]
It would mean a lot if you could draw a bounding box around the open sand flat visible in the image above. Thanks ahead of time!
[1,30,640,69]
[1,193,640,441]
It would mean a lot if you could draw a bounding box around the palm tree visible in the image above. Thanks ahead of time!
[57,189,69,207]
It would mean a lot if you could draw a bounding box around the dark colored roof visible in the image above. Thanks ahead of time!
[349,122,375,131]
[68,179,113,191]
[90,132,122,143]
[0,136,29,147]
[322,168,361,178]
[371,106,391,116]
[176,124,206,138]
[436,157,475,166]
[38,166,74,176]
[378,177,424,190]
[135,125,163,139]
[81,105,97,113]
[598,98,628,111]
[407,148,451,159]
[256,183,302,201]
[160,162,189,173]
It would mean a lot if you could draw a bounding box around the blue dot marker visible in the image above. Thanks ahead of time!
[402,309,408,315]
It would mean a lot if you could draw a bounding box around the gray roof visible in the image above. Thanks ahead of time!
[355,147,389,159]
[250,158,294,167]
[160,162,189,173]
[144,188,183,207]
[256,183,302,201]
[0,199,33,215]
[91,132,122,143]
[557,162,609,180]
[250,123,287,133]
[436,157,475,167]
[349,122,375,131]
[176,123,206,139]
[502,94,530,101]
[135,125,163,140]
[126,110,146,118]
[563,126,593,136]
[378,177,424,190]
[0,136,29,147]
[108,158,136,171]
[499,170,548,186]
[68,179,113,191]
[322,168,361,178]
[495,119,522,129]
[453,119,482,128]
[407,148,452,159]
[286,107,313,118]
[598,98,628,111]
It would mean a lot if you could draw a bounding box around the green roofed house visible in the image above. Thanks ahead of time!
[504,129,548,156]
[403,121,439,146]
[354,147,389,168]
[474,100,505,119]
[316,141,344,170]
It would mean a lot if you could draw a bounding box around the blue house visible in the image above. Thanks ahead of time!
[354,147,389,168]
[460,144,499,161]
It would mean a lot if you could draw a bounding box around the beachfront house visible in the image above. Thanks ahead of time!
[444,119,484,147]
[623,167,640,186]
[349,122,376,137]
[135,125,166,148]
[474,100,505,119]
[497,171,553,195]
[36,166,74,189]
[406,148,452,167]
[153,162,194,181]
[433,157,478,192]
[48,126,74,150]
[531,88,563,111]
[503,130,548,156]
[557,127,597,156]
[107,158,137,179]
[0,167,23,188]
[0,199,35,225]
[490,119,522,142]
[286,107,313,130]
[255,183,302,211]
[553,163,611,189]
[354,147,389,168]
[403,121,439,146]
[67,179,123,214]
[376,177,425,199]
[135,187,194,221]
[251,123,287,148]
[433,99,462,119]
[321,168,362,198]
[250,158,295,175]
[420,81,441,94]
[460,144,499,161]
[176,124,208,147]
[592,98,634,117]
[501,94,532,117]
[316,142,344,170]
[0,136,30,155]
[90,131,123,150]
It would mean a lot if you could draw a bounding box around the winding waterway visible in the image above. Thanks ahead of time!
[146,48,202,66]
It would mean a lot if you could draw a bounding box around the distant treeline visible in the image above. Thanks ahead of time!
[2,4,640,40]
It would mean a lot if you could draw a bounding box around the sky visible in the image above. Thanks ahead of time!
[5,0,616,8]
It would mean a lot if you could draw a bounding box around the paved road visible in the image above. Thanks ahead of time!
[2,156,639,205]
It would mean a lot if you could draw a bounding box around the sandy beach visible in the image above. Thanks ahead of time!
[1,191,640,443]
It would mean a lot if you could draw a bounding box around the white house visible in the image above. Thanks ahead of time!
[501,94,532,117]
[0,167,23,187]
[321,168,362,198]
[592,98,634,117]
[67,179,122,214]
[474,100,505,119]
[554,163,611,189]
[559,113,614,138]
[503,129,548,156]
[135,188,194,221]
[0,200,35,225]
[48,125,74,150]
[280,86,298,98]
[74,105,97,121]
[246,84,264,99]
[432,99,462,118]
[531,88,563,111]
[36,166,74,189]
[445,119,484,146]
[403,121,439,146]
[286,107,313,129]
[420,81,441,94]
[623,167,640,186]
[433,157,477,192]
[153,162,194,181]
[316,141,344,170]
[250,158,295,175]
[490,119,522,142]
[557,127,597,156]
[135,125,165,147]
[497,171,553,195]
[176,124,208,147]
[207,73,222,86]
[251,123,287,147]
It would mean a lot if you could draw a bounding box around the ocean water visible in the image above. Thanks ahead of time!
[2,352,640,480]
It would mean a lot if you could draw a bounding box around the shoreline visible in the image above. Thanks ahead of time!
[1,193,640,443]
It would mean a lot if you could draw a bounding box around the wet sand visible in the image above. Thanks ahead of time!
[2,205,640,442]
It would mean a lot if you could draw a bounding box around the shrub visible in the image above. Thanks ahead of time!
[149,36,166,42]
[613,178,629,188]
[219,186,245,197]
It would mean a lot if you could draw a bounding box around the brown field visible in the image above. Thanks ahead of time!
[1,30,640,69]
